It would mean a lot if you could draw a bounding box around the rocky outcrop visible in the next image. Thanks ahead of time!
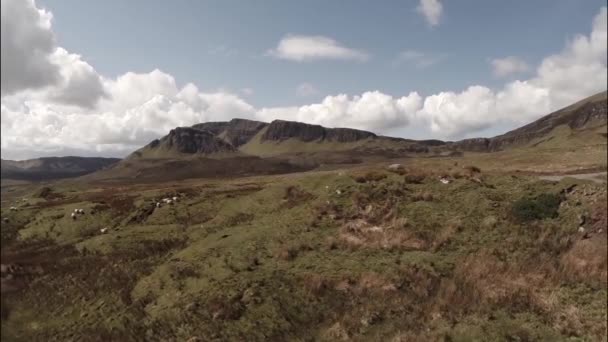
[450,138,491,152]
[155,127,236,154]
[193,118,267,147]
[262,120,376,142]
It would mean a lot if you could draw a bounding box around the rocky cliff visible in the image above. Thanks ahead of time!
[261,120,376,142]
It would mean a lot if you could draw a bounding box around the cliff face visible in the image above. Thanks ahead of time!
[193,119,268,147]
[261,120,376,142]
[153,127,236,154]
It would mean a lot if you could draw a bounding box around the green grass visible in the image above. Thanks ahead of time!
[1,164,606,341]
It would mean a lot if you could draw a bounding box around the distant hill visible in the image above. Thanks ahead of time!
[451,90,607,152]
[0,156,120,181]
[28,91,608,183]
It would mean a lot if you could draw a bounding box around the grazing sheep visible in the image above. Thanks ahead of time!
[335,189,342,195]
[10,207,17,211]
[71,213,77,220]
[439,177,451,185]
[78,209,85,214]
[156,202,162,208]
[100,227,109,234]
[578,226,585,233]
[172,196,178,201]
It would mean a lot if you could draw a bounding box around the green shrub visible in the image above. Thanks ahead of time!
[511,193,561,222]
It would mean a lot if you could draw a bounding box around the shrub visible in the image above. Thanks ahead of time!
[512,193,561,222]
[404,173,425,184]
[465,165,481,173]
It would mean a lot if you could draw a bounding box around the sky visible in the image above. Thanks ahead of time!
[1,0,606,160]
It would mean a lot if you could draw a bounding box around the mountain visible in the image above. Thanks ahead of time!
[78,91,608,182]
[451,90,607,152]
[0,157,120,181]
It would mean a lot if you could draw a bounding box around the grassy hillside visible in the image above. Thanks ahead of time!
[2,156,606,341]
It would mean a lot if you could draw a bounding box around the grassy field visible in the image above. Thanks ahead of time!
[1,149,607,341]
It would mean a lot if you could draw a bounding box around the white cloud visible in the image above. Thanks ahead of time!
[491,56,530,77]
[417,0,443,27]
[257,91,422,132]
[0,0,105,108]
[0,0,59,95]
[267,35,369,62]
[296,83,319,97]
[395,50,444,68]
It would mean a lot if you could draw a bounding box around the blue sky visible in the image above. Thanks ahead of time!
[39,0,604,107]
[1,0,607,159]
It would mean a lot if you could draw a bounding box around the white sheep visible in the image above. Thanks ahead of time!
[9,207,17,211]
[172,196,178,201]
[78,209,85,214]
[156,202,162,208]
[100,227,109,234]
[71,213,77,220]
[439,177,451,185]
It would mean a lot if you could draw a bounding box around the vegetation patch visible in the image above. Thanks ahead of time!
[511,193,562,222]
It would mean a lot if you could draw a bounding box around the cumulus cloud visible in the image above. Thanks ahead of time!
[491,56,530,77]
[267,35,369,62]
[296,83,319,97]
[0,0,106,108]
[257,91,422,132]
[417,0,443,27]
[0,0,59,95]
[1,70,256,159]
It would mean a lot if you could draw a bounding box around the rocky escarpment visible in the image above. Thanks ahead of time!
[146,127,236,154]
[261,120,376,143]
[193,118,268,147]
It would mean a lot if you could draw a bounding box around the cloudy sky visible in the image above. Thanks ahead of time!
[1,0,606,160]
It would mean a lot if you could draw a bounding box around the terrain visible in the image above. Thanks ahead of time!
[0,92,607,341]
[1,157,120,182]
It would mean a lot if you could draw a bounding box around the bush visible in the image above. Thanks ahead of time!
[352,171,387,183]
[512,193,561,222]
[404,173,425,184]
[465,165,481,173]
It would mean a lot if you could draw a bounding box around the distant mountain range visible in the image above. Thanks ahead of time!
[0,157,120,181]
[2,91,606,182]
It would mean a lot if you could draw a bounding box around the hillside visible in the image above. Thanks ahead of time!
[452,91,607,152]
[0,157,120,181]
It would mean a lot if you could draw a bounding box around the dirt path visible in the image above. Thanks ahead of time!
[538,172,607,183]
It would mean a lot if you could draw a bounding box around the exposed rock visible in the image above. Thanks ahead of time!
[193,118,267,147]
[156,127,236,154]
[262,120,376,142]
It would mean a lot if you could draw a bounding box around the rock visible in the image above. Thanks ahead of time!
[261,119,376,143]
[143,127,237,155]
[387,163,403,170]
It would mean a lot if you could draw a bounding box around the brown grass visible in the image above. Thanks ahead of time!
[282,185,315,208]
